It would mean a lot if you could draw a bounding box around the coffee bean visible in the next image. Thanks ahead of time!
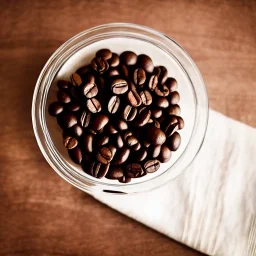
[96,49,112,60]
[151,118,160,128]
[158,145,172,163]
[127,89,142,107]
[97,147,112,164]
[143,140,151,148]
[132,142,141,151]
[144,159,160,173]
[144,125,166,145]
[57,90,71,104]
[113,119,128,131]
[176,116,184,129]
[155,84,169,97]
[150,145,161,158]
[61,112,77,128]
[89,161,110,178]
[166,104,181,116]
[165,77,178,92]
[166,132,181,151]
[76,65,93,77]
[135,148,147,161]
[105,123,118,134]
[169,91,180,104]
[70,124,83,137]
[80,110,91,128]
[108,68,119,77]
[83,134,93,153]
[137,54,154,73]
[118,176,131,183]
[70,73,82,86]
[123,131,133,141]
[126,163,143,178]
[108,95,120,114]
[111,78,129,94]
[136,107,151,127]
[96,135,109,147]
[108,144,117,160]
[86,98,101,113]
[83,79,98,98]
[91,57,109,74]
[113,147,130,165]
[148,74,158,91]
[57,80,70,90]
[120,64,129,78]
[162,116,179,137]
[106,167,124,179]
[155,97,169,108]
[133,68,146,86]
[108,53,120,67]
[140,90,152,105]
[123,105,137,121]
[63,136,78,150]
[155,66,168,85]
[151,109,162,119]
[126,135,138,147]
[112,133,124,149]
[120,51,137,65]
[48,102,63,116]
[67,101,80,112]
[90,114,109,132]
[68,147,82,164]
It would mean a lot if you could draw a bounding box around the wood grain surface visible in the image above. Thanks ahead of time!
[0,0,255,256]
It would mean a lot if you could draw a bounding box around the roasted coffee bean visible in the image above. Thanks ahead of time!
[127,89,142,107]
[162,116,179,137]
[132,142,141,151]
[155,97,169,108]
[70,124,83,137]
[136,107,151,127]
[67,101,80,112]
[57,90,71,104]
[105,123,118,134]
[120,51,137,65]
[149,145,161,158]
[68,147,82,164]
[123,131,133,141]
[144,125,166,145]
[133,68,146,86]
[158,145,172,163]
[108,68,119,77]
[86,98,101,113]
[112,133,124,148]
[144,159,160,173]
[148,74,158,91]
[166,104,181,116]
[70,73,82,86]
[176,116,184,129]
[80,110,91,128]
[76,65,93,77]
[151,109,162,119]
[89,161,110,178]
[140,90,152,105]
[123,105,137,121]
[48,102,63,116]
[97,147,112,164]
[108,144,117,160]
[108,95,120,114]
[63,136,78,150]
[155,84,169,97]
[96,135,109,147]
[90,114,109,132]
[91,57,109,74]
[137,54,154,73]
[155,66,168,85]
[96,49,112,60]
[106,167,124,179]
[83,134,93,153]
[61,112,77,128]
[57,80,70,90]
[113,147,130,165]
[151,118,160,128]
[166,132,181,151]
[83,78,98,98]
[126,135,138,147]
[126,163,143,178]
[113,119,128,131]
[120,64,129,78]
[135,148,147,161]
[108,53,120,67]
[118,176,131,183]
[111,78,128,94]
[143,140,151,148]
[165,77,178,92]
[169,91,180,104]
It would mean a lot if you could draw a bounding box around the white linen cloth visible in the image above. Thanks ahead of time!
[95,110,256,256]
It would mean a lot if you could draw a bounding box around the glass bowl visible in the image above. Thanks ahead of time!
[32,23,208,194]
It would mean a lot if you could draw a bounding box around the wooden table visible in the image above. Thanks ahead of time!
[0,1,255,255]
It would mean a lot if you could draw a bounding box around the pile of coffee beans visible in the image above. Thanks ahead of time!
[49,49,184,183]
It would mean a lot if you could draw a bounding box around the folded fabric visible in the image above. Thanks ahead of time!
[95,110,256,256]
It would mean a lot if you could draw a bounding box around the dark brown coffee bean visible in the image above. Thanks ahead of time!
[152,145,161,158]
[133,68,146,86]
[57,90,71,104]
[68,147,82,164]
[89,161,109,178]
[132,142,141,151]
[123,131,133,141]
[127,89,142,107]
[57,80,70,90]
[61,112,77,128]
[135,148,147,161]
[90,114,109,132]
[86,98,101,113]
[120,64,129,78]
[123,105,137,121]
[83,134,93,153]
[106,167,124,179]
[162,116,179,137]
[108,144,117,160]
[70,73,82,86]
[148,74,158,91]
[48,102,63,116]
[105,123,118,134]
[113,147,130,165]
[108,68,119,77]
[151,118,160,128]
[158,145,172,163]
[166,104,181,116]
[63,136,78,149]
[96,135,109,147]
[140,90,152,105]
[136,107,151,127]
[96,49,112,60]
[144,125,166,145]
[155,97,169,108]
[155,84,169,97]
[111,78,128,95]
[108,53,120,67]
[118,176,131,183]
[67,101,80,112]
[97,147,112,164]
[76,65,93,77]
[126,163,143,178]
[144,159,160,173]
[169,91,180,104]
[126,135,138,147]
[108,95,120,114]
[176,116,184,129]
[166,132,181,151]
[143,140,151,148]
[165,77,178,92]
[70,124,83,137]
[155,66,168,85]
[120,51,137,65]
[151,109,162,119]
[112,133,124,148]
[91,57,109,74]
[80,110,91,128]
[113,119,128,131]
[83,79,98,98]
[137,54,154,73]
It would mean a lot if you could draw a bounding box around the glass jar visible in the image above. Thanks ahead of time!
[32,23,208,194]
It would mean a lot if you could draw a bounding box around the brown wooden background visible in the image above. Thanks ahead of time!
[0,0,255,255]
